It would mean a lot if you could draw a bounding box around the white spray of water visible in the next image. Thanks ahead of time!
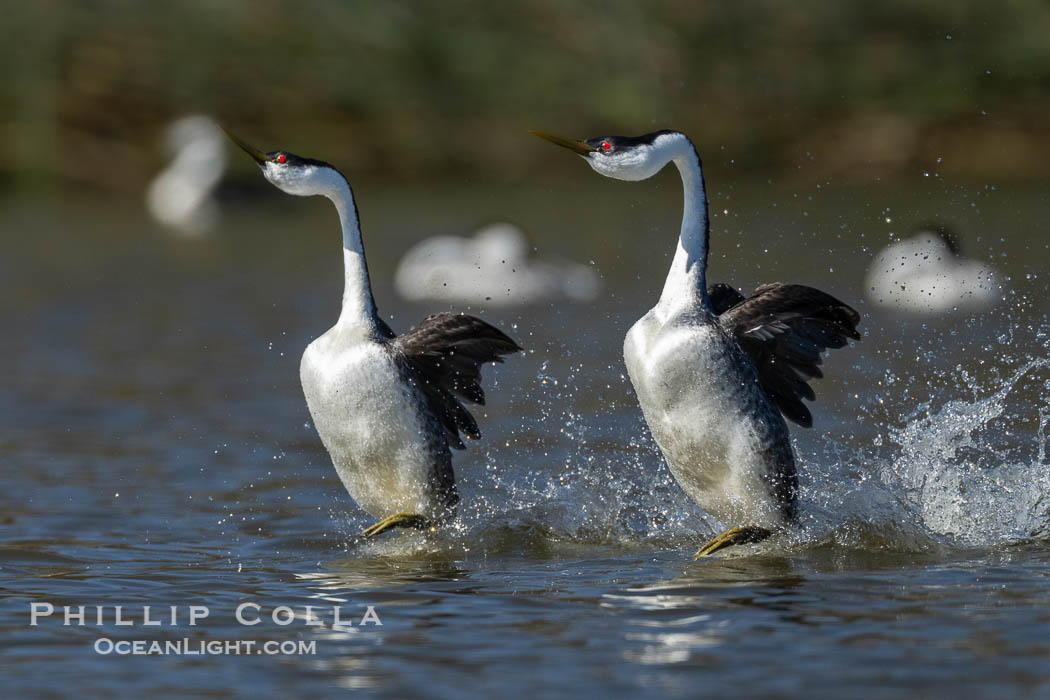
[881,358,1050,545]
[799,349,1050,551]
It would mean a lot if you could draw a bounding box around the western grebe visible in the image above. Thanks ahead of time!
[394,222,601,306]
[532,129,859,556]
[866,223,1001,313]
[146,115,227,236]
[225,129,521,538]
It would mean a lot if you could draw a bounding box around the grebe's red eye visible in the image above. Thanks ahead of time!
[600,141,611,151]
[276,154,287,164]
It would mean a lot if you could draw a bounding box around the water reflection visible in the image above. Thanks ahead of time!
[299,556,469,593]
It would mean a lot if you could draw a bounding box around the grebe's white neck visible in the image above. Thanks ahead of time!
[329,180,379,331]
[263,160,379,331]
[651,133,711,319]
[584,131,711,318]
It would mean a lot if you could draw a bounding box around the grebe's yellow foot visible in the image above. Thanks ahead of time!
[362,512,434,538]
[693,526,774,558]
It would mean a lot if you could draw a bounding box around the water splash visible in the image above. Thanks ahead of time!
[882,357,1050,545]
[801,346,1050,551]
[334,320,1050,558]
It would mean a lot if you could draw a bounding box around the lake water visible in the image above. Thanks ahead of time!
[3,174,1050,698]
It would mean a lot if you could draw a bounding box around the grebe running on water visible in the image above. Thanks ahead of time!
[532,129,859,556]
[225,129,520,538]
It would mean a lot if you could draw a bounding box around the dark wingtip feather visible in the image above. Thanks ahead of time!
[394,312,519,450]
[720,282,859,428]
[783,402,813,428]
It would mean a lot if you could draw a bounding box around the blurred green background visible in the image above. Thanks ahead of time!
[5,0,1050,193]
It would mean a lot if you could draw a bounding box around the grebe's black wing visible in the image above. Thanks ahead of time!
[394,313,521,449]
[717,283,860,428]
[708,282,746,315]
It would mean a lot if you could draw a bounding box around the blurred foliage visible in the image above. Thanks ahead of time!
[4,0,1050,192]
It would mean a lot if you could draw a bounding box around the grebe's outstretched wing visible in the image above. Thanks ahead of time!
[716,283,860,428]
[393,313,521,449]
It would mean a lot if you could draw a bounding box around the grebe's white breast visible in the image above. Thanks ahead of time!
[299,328,447,520]
[624,310,793,529]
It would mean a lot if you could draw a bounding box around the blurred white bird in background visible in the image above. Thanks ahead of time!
[865,224,1002,314]
[394,222,602,307]
[146,115,227,236]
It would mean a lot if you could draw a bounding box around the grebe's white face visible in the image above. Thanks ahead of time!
[221,130,346,199]
[532,130,686,182]
[261,157,329,197]
[583,141,666,181]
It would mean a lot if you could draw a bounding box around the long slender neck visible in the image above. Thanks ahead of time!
[324,176,379,331]
[655,136,711,318]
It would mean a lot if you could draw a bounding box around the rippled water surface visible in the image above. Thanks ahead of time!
[4,177,1050,698]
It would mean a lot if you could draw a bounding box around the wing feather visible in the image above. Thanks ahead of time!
[713,282,860,428]
[393,313,521,449]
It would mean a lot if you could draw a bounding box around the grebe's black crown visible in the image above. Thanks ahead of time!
[584,130,679,154]
[264,151,336,171]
